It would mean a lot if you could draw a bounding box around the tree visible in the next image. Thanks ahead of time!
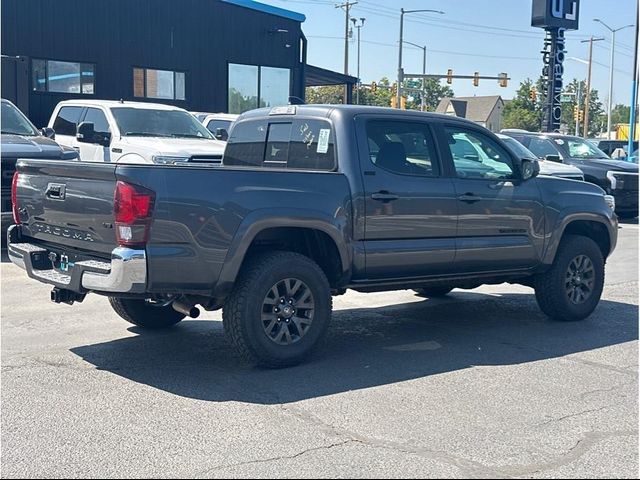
[610,104,631,127]
[400,78,454,111]
[305,85,346,105]
[560,79,605,137]
[501,78,542,131]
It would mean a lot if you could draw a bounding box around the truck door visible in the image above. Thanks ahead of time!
[356,116,458,279]
[77,107,112,162]
[439,123,545,272]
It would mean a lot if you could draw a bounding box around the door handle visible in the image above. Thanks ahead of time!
[371,192,399,202]
[457,193,481,203]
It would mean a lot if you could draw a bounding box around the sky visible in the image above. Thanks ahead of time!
[266,0,638,105]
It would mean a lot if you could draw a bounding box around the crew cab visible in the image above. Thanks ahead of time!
[49,100,226,164]
[1,99,78,240]
[502,131,638,218]
[8,106,618,367]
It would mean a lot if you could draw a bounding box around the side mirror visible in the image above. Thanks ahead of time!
[214,128,229,141]
[41,127,55,140]
[77,122,95,143]
[521,158,540,181]
[545,154,561,162]
[77,122,111,147]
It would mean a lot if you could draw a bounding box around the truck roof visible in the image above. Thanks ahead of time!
[238,104,485,126]
[54,99,189,112]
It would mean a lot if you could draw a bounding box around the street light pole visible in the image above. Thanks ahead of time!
[336,1,357,104]
[403,40,427,111]
[351,17,365,105]
[594,19,634,139]
[397,8,443,109]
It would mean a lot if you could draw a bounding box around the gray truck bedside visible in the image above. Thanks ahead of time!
[8,105,618,368]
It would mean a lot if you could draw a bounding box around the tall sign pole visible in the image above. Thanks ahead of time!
[532,0,581,132]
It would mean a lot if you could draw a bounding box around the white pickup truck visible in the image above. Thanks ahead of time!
[48,100,226,164]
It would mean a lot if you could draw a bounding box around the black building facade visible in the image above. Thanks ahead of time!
[1,0,309,127]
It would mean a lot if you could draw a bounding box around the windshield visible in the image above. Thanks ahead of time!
[500,136,537,160]
[558,137,609,159]
[1,101,39,136]
[111,108,214,139]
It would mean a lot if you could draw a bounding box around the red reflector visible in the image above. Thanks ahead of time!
[113,181,155,247]
[11,171,20,224]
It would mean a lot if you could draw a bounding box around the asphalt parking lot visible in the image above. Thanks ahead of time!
[1,222,638,479]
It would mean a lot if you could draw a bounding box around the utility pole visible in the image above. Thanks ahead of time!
[581,36,604,138]
[336,1,357,104]
[594,19,634,139]
[575,81,582,136]
[351,17,365,105]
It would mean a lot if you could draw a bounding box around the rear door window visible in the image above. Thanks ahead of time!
[52,106,84,136]
[224,118,336,171]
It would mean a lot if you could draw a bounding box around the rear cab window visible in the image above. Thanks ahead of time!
[224,118,336,171]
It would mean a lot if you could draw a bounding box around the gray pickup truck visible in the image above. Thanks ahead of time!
[8,106,618,367]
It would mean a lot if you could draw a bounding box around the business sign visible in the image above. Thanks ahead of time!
[531,0,580,30]
[532,0,580,132]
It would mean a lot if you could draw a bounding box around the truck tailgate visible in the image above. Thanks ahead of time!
[14,160,118,257]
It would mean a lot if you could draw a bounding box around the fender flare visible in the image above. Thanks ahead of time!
[213,208,352,299]
[542,210,617,264]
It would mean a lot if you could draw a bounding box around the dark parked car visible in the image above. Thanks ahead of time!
[8,106,618,367]
[1,99,78,242]
[502,131,638,218]
[596,139,638,159]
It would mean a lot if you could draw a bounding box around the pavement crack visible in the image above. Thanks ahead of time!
[199,440,355,475]
[536,406,609,427]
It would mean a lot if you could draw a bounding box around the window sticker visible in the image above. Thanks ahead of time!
[554,139,565,145]
[317,129,331,154]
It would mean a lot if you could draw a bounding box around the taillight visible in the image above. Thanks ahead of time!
[11,171,20,224]
[113,181,155,247]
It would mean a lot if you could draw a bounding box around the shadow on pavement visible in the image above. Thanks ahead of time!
[71,291,638,404]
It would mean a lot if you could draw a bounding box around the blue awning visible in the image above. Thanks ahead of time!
[222,0,305,22]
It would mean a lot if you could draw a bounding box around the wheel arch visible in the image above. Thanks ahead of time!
[543,213,616,264]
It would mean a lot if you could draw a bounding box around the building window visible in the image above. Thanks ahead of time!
[133,68,186,100]
[32,59,94,94]
[228,63,290,114]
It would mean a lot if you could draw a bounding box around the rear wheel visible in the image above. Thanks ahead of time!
[223,251,332,368]
[109,297,185,329]
[414,286,454,298]
[534,235,604,321]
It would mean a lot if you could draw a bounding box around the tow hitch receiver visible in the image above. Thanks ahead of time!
[51,288,86,305]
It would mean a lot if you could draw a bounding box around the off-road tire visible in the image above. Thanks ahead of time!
[109,297,185,329]
[223,251,332,368]
[534,235,605,321]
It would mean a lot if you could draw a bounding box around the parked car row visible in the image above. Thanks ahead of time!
[501,130,638,218]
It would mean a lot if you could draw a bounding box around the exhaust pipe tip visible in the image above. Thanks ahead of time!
[172,300,200,318]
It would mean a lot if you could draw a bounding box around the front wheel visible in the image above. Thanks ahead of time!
[223,251,332,368]
[109,297,185,329]
[534,235,605,321]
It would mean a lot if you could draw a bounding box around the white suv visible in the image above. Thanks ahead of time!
[48,100,226,164]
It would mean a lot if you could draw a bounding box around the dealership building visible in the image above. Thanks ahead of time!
[1,0,355,127]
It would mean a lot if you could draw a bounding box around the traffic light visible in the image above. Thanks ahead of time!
[498,72,508,88]
[578,110,584,122]
[390,96,397,108]
[473,72,480,87]
[573,105,579,121]
[446,69,453,84]
[400,96,407,110]
[370,81,377,93]
[529,87,537,102]
[391,82,398,96]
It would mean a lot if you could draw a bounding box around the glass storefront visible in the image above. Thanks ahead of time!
[228,63,290,114]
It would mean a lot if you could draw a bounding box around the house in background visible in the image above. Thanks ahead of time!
[436,95,504,132]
